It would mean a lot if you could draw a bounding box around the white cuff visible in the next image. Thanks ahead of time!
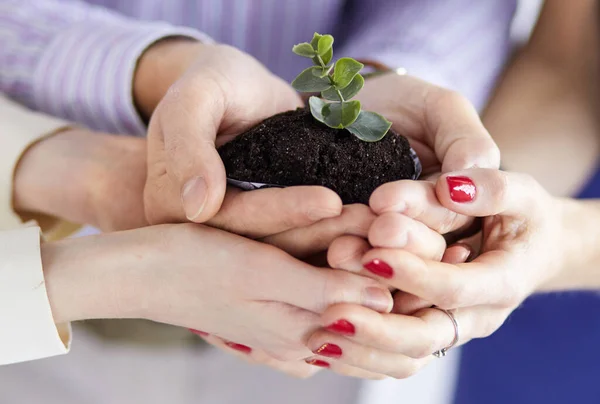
[0,226,71,365]
[0,95,71,231]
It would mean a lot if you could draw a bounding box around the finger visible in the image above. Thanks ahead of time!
[437,168,544,219]
[442,242,473,264]
[423,87,500,171]
[307,329,431,379]
[319,304,451,358]
[327,235,371,273]
[320,304,498,359]
[369,180,472,234]
[360,248,520,309]
[149,79,229,224]
[256,249,393,314]
[392,291,431,315]
[368,212,446,261]
[208,186,342,239]
[263,204,374,258]
[201,333,321,379]
[305,358,387,380]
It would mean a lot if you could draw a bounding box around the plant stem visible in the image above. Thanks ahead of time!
[316,55,344,103]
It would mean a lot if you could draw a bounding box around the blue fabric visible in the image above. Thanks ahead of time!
[454,163,600,404]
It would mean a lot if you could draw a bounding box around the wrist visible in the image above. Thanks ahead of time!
[13,128,86,218]
[538,197,597,291]
[133,38,208,120]
[41,229,157,323]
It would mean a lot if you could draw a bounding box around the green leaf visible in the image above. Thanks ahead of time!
[346,111,392,142]
[308,96,327,125]
[312,65,333,78]
[323,100,361,128]
[308,97,361,128]
[321,73,364,101]
[310,33,322,50]
[292,67,332,92]
[317,35,334,56]
[311,32,333,65]
[332,58,364,89]
[292,42,316,58]
[319,47,333,65]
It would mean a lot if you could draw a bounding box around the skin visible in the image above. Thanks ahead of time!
[307,0,600,378]
[10,35,503,377]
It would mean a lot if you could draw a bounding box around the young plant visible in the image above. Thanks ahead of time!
[292,33,392,142]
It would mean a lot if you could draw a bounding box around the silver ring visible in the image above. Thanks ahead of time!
[430,306,459,358]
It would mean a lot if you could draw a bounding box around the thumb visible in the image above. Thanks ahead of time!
[435,168,542,218]
[425,88,501,171]
[147,82,228,224]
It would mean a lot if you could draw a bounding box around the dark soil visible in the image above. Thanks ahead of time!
[218,108,419,205]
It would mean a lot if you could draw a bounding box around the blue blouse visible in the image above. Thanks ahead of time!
[454,163,600,404]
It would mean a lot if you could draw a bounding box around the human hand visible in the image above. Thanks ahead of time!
[136,39,303,225]
[307,169,564,378]
[358,73,500,176]
[13,127,346,236]
[42,223,394,362]
[13,128,148,231]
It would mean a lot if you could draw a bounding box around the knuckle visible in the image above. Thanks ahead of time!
[437,209,461,234]
[322,271,366,305]
[429,88,470,110]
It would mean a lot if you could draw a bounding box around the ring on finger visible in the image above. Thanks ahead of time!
[430,306,459,358]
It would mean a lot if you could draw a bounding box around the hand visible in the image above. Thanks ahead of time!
[13,128,148,231]
[41,223,394,362]
[308,169,563,378]
[137,40,303,224]
[358,73,500,176]
[193,204,394,380]
[13,128,345,235]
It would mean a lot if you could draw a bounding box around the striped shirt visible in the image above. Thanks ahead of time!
[0,0,517,136]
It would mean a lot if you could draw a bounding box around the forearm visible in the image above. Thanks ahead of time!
[41,228,160,324]
[0,0,207,134]
[483,0,600,196]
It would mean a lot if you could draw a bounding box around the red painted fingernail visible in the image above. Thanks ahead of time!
[326,319,356,336]
[446,176,476,203]
[313,343,342,359]
[189,329,209,337]
[225,341,252,354]
[306,359,330,368]
[364,259,394,278]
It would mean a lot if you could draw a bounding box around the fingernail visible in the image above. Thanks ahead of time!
[189,328,209,337]
[225,341,252,354]
[313,343,342,359]
[182,176,208,221]
[364,259,394,278]
[326,319,356,336]
[446,176,476,203]
[364,287,393,312]
[306,359,330,368]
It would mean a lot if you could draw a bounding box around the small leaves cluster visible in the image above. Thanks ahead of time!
[292,33,392,142]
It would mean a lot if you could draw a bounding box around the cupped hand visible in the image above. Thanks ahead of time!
[308,168,563,378]
[142,41,303,225]
[358,73,500,176]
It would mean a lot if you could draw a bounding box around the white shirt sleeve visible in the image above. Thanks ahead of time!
[0,226,71,365]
